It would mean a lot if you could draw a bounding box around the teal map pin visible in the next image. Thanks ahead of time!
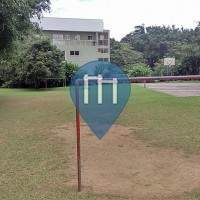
[70,61,131,139]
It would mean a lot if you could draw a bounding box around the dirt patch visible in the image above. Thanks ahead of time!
[53,123,200,198]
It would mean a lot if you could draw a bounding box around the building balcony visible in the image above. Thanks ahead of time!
[53,39,109,47]
[53,39,97,46]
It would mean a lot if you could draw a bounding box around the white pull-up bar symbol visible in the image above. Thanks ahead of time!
[84,74,118,104]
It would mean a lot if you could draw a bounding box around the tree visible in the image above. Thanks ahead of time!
[110,38,144,68]
[133,25,145,35]
[120,23,200,75]
[0,0,51,54]
[2,38,65,88]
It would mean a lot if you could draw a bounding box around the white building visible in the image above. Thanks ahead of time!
[32,17,110,67]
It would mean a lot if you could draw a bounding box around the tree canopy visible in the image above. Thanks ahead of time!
[0,0,51,54]
[1,38,65,88]
[110,38,144,68]
[111,23,200,76]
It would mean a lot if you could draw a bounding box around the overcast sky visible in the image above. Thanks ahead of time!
[44,0,200,41]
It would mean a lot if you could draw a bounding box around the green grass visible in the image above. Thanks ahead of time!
[0,86,200,200]
[118,85,200,153]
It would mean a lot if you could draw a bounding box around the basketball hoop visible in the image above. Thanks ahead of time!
[164,58,175,76]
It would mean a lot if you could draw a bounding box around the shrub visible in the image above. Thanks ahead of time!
[128,64,152,77]
[62,61,79,84]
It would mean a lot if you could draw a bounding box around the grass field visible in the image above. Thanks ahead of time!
[0,85,200,200]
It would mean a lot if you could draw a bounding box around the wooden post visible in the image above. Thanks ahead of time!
[45,79,47,91]
[144,80,146,88]
[64,77,66,87]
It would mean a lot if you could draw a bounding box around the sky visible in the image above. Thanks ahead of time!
[44,0,200,41]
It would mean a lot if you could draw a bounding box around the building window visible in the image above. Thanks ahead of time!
[98,40,103,46]
[103,33,109,39]
[75,51,79,55]
[88,35,93,40]
[98,48,102,53]
[98,48,108,53]
[104,40,108,46]
[75,35,80,40]
[70,51,74,55]
[65,35,70,40]
[98,58,108,61]
[99,35,104,40]
[70,51,79,56]
[104,48,108,53]
[53,34,63,45]
[53,34,63,39]
[98,40,108,46]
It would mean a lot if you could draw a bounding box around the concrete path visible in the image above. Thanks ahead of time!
[137,82,200,97]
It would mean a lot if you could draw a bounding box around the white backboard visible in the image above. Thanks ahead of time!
[164,58,175,66]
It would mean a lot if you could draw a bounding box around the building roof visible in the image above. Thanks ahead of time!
[31,17,104,32]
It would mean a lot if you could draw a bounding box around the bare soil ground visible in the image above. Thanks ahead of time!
[53,123,200,199]
[137,82,200,97]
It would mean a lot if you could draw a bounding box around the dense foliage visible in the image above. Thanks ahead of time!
[62,61,79,84]
[1,38,65,88]
[0,0,51,55]
[111,24,200,76]
[128,64,152,77]
[110,39,144,68]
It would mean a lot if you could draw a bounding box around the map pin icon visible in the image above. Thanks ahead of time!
[70,61,131,140]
